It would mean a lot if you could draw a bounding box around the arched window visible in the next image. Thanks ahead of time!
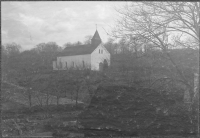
[65,62,67,69]
[55,62,58,68]
[82,61,85,68]
[101,49,103,54]
[99,49,101,53]
[59,61,62,69]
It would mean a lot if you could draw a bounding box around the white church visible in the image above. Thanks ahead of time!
[53,30,110,71]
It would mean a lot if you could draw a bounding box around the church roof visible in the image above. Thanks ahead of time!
[92,30,101,41]
[91,30,102,47]
[60,30,102,56]
[60,44,98,56]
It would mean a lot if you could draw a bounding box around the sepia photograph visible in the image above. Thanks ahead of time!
[1,1,199,137]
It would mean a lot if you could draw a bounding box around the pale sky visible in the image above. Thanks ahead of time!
[1,1,125,50]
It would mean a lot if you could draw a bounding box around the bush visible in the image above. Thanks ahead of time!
[78,84,196,136]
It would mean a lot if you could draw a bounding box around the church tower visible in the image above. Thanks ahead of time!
[91,30,102,47]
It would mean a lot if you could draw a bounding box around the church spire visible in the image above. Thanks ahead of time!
[91,29,102,47]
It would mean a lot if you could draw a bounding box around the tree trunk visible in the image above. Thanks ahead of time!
[46,92,49,106]
[56,96,59,105]
[75,90,79,108]
[28,91,32,107]
[71,91,73,102]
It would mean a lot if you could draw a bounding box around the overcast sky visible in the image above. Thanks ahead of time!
[1,1,125,50]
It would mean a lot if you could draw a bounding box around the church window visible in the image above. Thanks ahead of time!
[65,62,67,69]
[83,61,85,68]
[101,49,103,54]
[55,62,58,68]
[99,49,101,53]
[60,61,62,69]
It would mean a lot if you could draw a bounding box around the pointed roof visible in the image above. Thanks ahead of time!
[92,30,101,41]
[91,30,102,47]
[60,30,102,56]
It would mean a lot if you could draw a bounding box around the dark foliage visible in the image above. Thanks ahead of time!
[78,85,197,137]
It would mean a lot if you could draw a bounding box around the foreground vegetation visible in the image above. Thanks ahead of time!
[1,1,199,137]
[1,41,199,137]
[1,50,199,137]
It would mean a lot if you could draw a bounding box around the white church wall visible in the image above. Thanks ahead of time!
[58,54,91,70]
[91,44,110,70]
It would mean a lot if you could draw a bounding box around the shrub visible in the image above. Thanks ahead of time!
[78,84,196,136]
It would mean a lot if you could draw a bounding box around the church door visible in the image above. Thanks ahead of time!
[99,62,103,71]
[103,59,108,70]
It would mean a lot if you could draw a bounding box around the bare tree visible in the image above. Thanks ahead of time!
[113,2,199,102]
[113,2,199,136]
[113,2,199,48]
[4,42,21,56]
[84,35,93,44]
[63,42,74,48]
